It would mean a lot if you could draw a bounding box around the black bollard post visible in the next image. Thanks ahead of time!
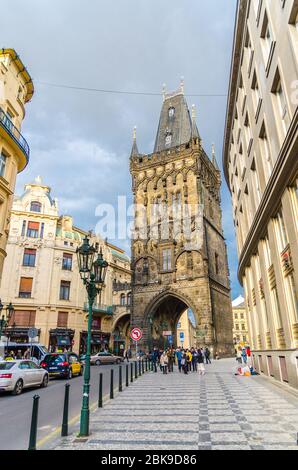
[110,369,114,399]
[142,359,145,374]
[28,395,40,450]
[130,362,133,382]
[126,364,129,387]
[98,373,103,408]
[61,383,70,436]
[138,360,141,376]
[135,361,138,379]
[119,365,123,392]
[145,358,148,372]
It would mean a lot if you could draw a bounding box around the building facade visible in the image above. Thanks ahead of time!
[224,0,298,387]
[0,49,33,284]
[130,82,234,356]
[0,177,131,354]
[232,295,250,349]
[176,309,196,349]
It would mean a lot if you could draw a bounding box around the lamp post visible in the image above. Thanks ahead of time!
[0,300,14,339]
[76,237,108,437]
[160,320,168,350]
[148,315,153,352]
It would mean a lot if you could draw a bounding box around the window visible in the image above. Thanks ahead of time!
[259,122,272,182]
[162,249,172,271]
[30,201,41,212]
[261,11,274,65]
[26,221,39,238]
[251,159,262,205]
[40,223,44,239]
[272,69,290,137]
[21,220,26,237]
[251,71,262,118]
[120,293,126,306]
[245,29,254,74]
[57,312,68,328]
[165,133,172,147]
[19,277,33,298]
[127,292,132,305]
[23,248,36,267]
[60,281,70,301]
[9,310,36,327]
[274,210,289,251]
[0,152,7,178]
[62,253,73,271]
[234,313,238,320]
[168,107,175,118]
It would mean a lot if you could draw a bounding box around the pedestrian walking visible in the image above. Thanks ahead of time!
[181,352,188,374]
[186,350,192,372]
[191,348,198,371]
[205,347,211,364]
[176,348,183,372]
[197,349,205,375]
[241,348,247,364]
[160,351,168,374]
[123,349,129,362]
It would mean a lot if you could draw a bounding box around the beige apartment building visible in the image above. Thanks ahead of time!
[232,295,250,349]
[0,48,33,284]
[176,310,196,349]
[224,0,298,388]
[0,177,131,355]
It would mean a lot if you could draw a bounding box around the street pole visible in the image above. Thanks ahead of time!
[79,281,96,437]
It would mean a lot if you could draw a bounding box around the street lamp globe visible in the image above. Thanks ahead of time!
[92,248,108,288]
[76,236,96,281]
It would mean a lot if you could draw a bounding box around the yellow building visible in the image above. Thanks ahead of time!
[0,48,33,284]
[232,295,250,350]
[0,177,131,354]
[176,310,196,349]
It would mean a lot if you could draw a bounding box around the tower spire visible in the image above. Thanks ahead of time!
[130,126,140,158]
[212,143,219,170]
[191,104,200,140]
[180,76,184,95]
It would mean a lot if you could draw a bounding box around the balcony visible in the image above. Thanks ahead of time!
[0,107,30,169]
[83,303,114,315]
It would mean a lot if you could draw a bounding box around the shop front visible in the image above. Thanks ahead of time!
[5,326,41,344]
[49,328,75,352]
[79,331,111,355]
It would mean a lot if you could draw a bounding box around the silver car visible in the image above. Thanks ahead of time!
[90,352,124,366]
[0,360,49,395]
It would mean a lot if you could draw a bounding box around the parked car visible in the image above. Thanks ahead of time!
[40,352,83,379]
[0,360,49,395]
[0,343,49,363]
[90,351,124,366]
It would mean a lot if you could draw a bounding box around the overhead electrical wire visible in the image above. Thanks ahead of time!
[36,81,227,98]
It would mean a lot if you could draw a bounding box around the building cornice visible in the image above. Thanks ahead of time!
[222,0,249,190]
[238,107,298,283]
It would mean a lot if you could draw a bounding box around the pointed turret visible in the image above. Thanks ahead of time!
[212,143,220,171]
[154,81,198,153]
[191,104,200,140]
[130,126,140,158]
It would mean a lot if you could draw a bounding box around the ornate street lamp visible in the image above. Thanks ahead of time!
[0,300,14,338]
[76,238,108,437]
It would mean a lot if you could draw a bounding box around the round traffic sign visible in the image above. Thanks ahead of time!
[28,327,38,339]
[130,327,142,342]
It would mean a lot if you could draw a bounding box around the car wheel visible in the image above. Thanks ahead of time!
[116,359,121,364]
[41,374,49,388]
[12,379,23,395]
[95,360,101,366]
[67,368,73,380]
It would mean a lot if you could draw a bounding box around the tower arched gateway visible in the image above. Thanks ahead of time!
[130,82,234,357]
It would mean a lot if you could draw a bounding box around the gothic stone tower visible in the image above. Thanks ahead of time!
[130,83,233,357]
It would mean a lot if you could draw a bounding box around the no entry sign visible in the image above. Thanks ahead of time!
[130,327,143,342]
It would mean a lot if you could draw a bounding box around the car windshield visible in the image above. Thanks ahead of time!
[0,362,15,370]
[43,355,65,365]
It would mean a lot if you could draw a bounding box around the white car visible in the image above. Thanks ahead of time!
[0,360,49,395]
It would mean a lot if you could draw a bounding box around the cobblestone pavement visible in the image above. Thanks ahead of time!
[53,359,298,450]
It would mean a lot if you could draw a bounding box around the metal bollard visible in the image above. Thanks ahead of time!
[142,360,145,374]
[126,364,129,387]
[110,369,114,399]
[145,358,148,372]
[119,365,123,392]
[61,383,70,436]
[98,373,103,408]
[138,360,141,376]
[130,362,133,382]
[135,361,138,379]
[28,394,40,450]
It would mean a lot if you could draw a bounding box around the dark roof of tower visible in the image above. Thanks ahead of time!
[130,127,141,158]
[154,88,200,153]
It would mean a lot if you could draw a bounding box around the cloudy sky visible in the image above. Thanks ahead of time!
[2,0,242,298]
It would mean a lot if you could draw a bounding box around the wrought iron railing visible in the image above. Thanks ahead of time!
[0,107,30,162]
[83,303,114,315]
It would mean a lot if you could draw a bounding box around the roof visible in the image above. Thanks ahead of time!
[232,295,245,308]
[110,248,130,263]
[0,48,34,103]
[154,90,199,152]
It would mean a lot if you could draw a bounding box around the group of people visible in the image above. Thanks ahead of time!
[149,346,211,375]
[0,348,34,362]
[236,345,251,365]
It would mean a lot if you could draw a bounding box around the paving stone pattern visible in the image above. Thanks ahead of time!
[53,359,298,450]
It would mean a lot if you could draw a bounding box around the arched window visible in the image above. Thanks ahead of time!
[30,201,41,213]
[120,294,126,306]
[127,293,132,305]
